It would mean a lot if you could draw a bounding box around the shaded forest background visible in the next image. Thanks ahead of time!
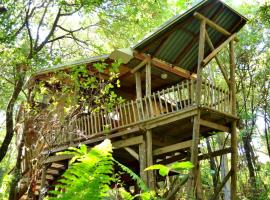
[0,0,269,199]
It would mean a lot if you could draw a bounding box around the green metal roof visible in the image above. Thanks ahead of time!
[33,54,109,76]
[31,0,247,81]
[132,0,247,73]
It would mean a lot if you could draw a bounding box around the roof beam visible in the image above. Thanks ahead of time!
[194,12,239,43]
[133,52,192,79]
[194,12,231,37]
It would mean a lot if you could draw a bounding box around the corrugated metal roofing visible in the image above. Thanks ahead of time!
[133,0,247,73]
[30,0,247,93]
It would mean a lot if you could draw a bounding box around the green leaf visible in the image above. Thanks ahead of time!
[171,161,194,170]
[159,166,170,177]
[145,164,170,177]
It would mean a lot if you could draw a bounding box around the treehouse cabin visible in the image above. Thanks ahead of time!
[17,0,247,199]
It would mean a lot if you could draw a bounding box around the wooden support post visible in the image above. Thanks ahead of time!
[229,40,237,200]
[39,166,47,200]
[145,61,154,189]
[195,19,205,106]
[188,18,205,200]
[139,140,147,185]
[145,60,151,96]
[135,71,142,99]
[188,111,203,199]
[146,130,155,190]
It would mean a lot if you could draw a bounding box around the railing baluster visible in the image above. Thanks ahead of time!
[86,115,90,135]
[186,80,190,106]
[143,97,149,119]
[153,93,159,116]
[140,98,145,120]
[112,108,116,129]
[94,113,97,134]
[119,104,124,125]
[168,87,174,112]
[211,83,214,108]
[208,82,211,107]
[177,84,183,109]
[135,100,141,121]
[203,82,207,106]
[173,85,178,111]
[100,110,105,132]
[127,102,132,123]
[89,112,95,135]
[157,91,164,115]
[103,110,110,131]
[123,103,128,124]
[148,96,154,118]
[131,100,136,123]
[182,81,187,108]
[162,89,169,113]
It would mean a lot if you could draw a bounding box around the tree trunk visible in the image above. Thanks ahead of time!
[242,135,256,185]
[264,105,270,159]
[9,126,25,200]
[217,135,231,200]
[206,138,219,190]
[0,71,25,162]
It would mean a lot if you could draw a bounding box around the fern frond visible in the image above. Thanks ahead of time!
[113,159,149,192]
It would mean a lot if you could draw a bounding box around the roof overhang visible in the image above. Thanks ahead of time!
[132,0,247,73]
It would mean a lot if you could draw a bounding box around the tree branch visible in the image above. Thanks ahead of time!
[35,7,62,52]
[34,0,50,50]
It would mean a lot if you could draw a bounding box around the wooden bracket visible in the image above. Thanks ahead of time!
[205,31,230,87]
[131,58,149,73]
[202,33,236,66]
[124,147,139,160]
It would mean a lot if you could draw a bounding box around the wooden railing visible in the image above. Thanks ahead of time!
[48,80,231,145]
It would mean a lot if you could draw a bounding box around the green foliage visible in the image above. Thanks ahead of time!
[48,140,114,200]
[113,159,148,192]
[145,161,194,177]
[47,140,159,200]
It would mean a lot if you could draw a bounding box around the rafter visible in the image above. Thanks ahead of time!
[194,12,232,37]
[133,52,191,79]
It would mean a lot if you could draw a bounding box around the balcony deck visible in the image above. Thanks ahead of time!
[44,79,234,153]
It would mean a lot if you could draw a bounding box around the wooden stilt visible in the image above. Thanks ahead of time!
[139,140,147,185]
[146,130,155,190]
[188,111,203,199]
[188,18,205,199]
[229,40,237,200]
